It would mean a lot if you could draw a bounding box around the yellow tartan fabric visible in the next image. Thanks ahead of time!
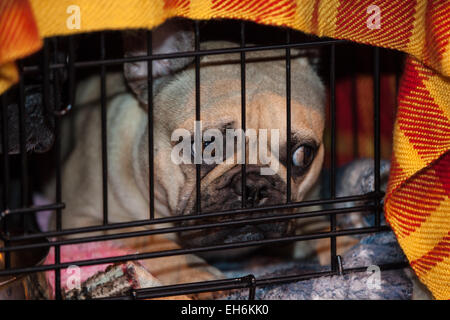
[0,0,449,299]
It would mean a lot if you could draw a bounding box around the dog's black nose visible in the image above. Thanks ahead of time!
[245,184,269,207]
[233,175,270,208]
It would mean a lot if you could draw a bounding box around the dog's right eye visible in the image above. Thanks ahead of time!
[292,144,315,172]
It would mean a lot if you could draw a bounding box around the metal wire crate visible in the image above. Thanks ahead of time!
[0,20,406,300]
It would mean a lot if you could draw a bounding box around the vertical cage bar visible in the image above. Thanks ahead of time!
[147,30,155,220]
[18,61,29,232]
[240,21,247,208]
[51,37,64,241]
[373,47,381,227]
[67,38,76,115]
[329,44,337,199]
[247,275,256,300]
[100,32,109,225]
[286,29,292,203]
[195,21,201,214]
[329,43,337,271]
[42,39,61,299]
[1,93,9,209]
[351,48,359,159]
[1,91,10,269]
[1,94,9,210]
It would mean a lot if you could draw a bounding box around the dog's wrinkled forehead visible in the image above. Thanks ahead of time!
[200,42,324,113]
[154,43,325,131]
[123,19,325,134]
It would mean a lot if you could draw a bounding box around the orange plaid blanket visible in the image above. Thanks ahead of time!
[0,0,449,299]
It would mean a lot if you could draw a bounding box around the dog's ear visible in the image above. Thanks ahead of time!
[123,19,194,109]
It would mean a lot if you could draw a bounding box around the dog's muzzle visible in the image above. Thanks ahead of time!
[177,165,295,252]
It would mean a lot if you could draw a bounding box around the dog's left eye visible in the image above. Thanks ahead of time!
[292,144,315,171]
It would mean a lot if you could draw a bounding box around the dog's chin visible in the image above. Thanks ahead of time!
[176,166,296,259]
[178,220,295,260]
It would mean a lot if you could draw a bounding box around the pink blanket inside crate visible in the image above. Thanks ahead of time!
[44,239,135,297]
[34,194,141,297]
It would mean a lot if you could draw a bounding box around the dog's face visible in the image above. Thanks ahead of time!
[124,21,325,250]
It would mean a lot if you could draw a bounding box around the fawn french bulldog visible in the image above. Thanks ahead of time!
[49,19,325,290]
